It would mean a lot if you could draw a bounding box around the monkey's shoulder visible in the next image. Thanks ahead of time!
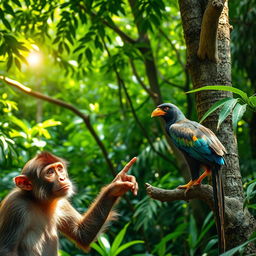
[0,189,35,215]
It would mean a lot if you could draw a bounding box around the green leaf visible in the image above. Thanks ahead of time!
[114,241,144,256]
[199,98,234,123]
[60,2,70,9]
[16,44,29,52]
[73,45,84,53]
[245,179,256,202]
[152,229,186,254]
[2,17,12,31]
[7,54,13,71]
[40,129,51,139]
[40,119,62,128]
[85,48,92,63]
[232,103,247,132]
[9,116,29,133]
[3,3,15,15]
[189,214,198,247]
[0,44,7,55]
[187,85,249,103]
[203,238,218,253]
[15,58,21,70]
[11,0,22,7]
[217,98,238,129]
[24,0,30,7]
[95,36,103,51]
[0,136,8,152]
[52,36,61,44]
[196,214,214,247]
[220,235,256,256]
[110,223,130,255]
[98,235,110,253]
[249,96,256,107]
[91,242,108,256]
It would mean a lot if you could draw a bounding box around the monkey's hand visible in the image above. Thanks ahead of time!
[108,157,138,197]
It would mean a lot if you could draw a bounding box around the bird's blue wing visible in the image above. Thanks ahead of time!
[169,120,225,165]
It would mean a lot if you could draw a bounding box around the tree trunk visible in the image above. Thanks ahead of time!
[249,79,256,158]
[178,0,256,251]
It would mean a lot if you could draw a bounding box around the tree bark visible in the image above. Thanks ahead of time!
[147,0,256,252]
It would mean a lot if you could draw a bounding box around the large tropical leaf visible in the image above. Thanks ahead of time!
[110,223,130,255]
[114,240,144,256]
[232,103,247,131]
[199,97,234,124]
[217,98,238,129]
[188,85,249,102]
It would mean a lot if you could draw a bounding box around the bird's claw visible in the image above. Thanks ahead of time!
[178,180,196,189]
[178,180,200,195]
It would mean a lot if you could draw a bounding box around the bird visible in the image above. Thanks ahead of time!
[151,102,226,254]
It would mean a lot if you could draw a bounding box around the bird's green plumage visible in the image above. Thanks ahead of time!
[154,103,226,166]
[169,121,225,165]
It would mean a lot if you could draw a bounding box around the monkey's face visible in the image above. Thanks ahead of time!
[41,162,73,198]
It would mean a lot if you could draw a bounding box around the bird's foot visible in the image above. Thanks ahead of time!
[178,180,197,193]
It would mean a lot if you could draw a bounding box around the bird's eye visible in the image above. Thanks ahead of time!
[163,107,170,111]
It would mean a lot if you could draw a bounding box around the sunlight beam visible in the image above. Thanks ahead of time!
[27,51,42,67]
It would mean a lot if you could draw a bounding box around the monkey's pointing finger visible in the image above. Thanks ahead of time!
[121,157,137,173]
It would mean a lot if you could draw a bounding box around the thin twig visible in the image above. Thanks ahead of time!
[159,28,185,69]
[130,59,158,99]
[158,71,184,90]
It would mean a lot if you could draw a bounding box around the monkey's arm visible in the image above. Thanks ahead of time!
[57,186,118,251]
[58,157,137,251]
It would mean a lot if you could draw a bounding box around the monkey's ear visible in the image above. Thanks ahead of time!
[13,175,33,191]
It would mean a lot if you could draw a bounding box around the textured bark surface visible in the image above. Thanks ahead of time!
[176,0,256,251]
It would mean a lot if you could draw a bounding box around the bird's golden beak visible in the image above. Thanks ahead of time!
[151,108,166,117]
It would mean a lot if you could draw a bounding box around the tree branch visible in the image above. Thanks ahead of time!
[0,76,116,176]
[197,0,226,62]
[158,71,184,90]
[130,59,158,99]
[159,28,185,69]
[145,183,238,224]
[146,183,215,210]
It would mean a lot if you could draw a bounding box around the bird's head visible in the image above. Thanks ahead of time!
[151,103,185,124]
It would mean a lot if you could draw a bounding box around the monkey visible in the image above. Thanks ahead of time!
[0,152,138,256]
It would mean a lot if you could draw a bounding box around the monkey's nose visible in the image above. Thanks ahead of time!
[59,176,65,182]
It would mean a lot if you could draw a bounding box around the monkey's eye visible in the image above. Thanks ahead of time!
[57,166,64,172]
[46,168,55,175]
[163,106,170,112]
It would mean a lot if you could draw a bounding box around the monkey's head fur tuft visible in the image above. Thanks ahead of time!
[22,152,68,178]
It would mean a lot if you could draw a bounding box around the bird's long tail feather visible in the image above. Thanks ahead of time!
[212,165,226,254]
